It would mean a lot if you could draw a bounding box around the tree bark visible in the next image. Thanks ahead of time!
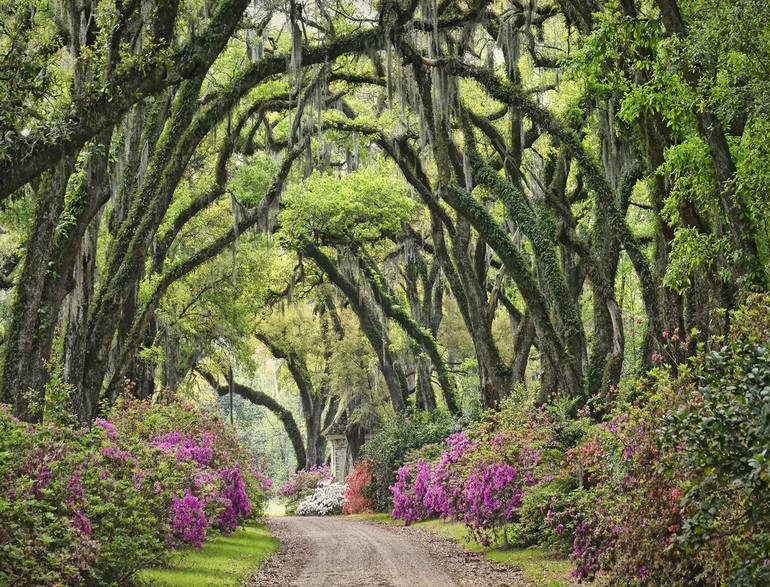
[198,369,307,470]
[0,0,251,200]
[1,158,74,420]
[303,243,407,413]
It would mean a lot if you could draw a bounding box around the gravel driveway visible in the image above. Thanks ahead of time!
[250,516,527,586]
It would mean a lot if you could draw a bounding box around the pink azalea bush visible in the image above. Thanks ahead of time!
[0,394,269,585]
[390,423,543,545]
[385,296,770,585]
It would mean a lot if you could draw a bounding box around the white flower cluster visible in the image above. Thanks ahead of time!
[295,482,346,516]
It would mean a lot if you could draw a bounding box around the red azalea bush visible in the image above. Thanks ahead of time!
[342,462,373,514]
[0,394,269,585]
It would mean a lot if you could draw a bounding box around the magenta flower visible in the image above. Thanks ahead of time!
[216,465,251,533]
[94,418,118,439]
[171,492,207,547]
[152,432,213,466]
[71,509,92,537]
[100,445,132,463]
[254,470,273,492]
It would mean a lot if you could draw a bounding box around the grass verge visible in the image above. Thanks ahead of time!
[136,523,279,587]
[350,514,573,586]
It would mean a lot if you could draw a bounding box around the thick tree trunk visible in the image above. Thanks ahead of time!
[78,79,205,418]
[442,186,585,401]
[65,210,103,420]
[429,215,509,408]
[586,106,630,395]
[511,313,535,384]
[1,106,112,418]
[415,356,438,412]
[451,218,510,407]
[346,420,367,464]
[255,330,332,468]
[1,159,73,420]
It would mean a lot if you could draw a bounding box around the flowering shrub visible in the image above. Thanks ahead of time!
[382,297,770,584]
[342,462,373,514]
[391,460,432,524]
[626,296,770,584]
[0,395,269,585]
[442,296,770,585]
[296,482,346,516]
[254,470,273,492]
[279,465,332,514]
[172,493,208,548]
[390,419,543,545]
[362,411,463,511]
[279,465,332,497]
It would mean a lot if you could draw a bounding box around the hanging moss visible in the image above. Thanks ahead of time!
[462,125,586,365]
[441,59,663,343]
[357,254,459,414]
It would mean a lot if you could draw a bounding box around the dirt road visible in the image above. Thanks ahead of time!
[250,516,526,587]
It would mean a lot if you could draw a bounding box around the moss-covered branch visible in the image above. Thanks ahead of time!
[302,242,407,413]
[434,58,663,343]
[197,368,306,470]
[356,253,459,414]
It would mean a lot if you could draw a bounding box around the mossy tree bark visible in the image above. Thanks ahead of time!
[303,242,408,413]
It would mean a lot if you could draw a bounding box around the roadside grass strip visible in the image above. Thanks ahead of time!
[136,523,278,586]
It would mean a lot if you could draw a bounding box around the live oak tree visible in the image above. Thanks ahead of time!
[0,0,768,445]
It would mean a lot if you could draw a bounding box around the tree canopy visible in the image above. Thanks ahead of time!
[0,0,768,457]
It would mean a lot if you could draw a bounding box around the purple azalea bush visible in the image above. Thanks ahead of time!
[0,395,270,585]
[390,429,541,545]
[386,298,770,585]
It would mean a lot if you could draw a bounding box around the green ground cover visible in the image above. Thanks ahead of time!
[136,523,278,587]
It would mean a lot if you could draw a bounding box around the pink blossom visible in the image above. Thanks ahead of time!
[171,492,207,547]
[94,418,118,439]
[71,509,92,537]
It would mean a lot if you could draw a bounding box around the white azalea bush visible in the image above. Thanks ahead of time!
[295,482,346,516]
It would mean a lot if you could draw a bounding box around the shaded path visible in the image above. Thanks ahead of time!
[250,516,526,587]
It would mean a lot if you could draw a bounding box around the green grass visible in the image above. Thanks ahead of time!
[351,514,573,586]
[136,523,279,587]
